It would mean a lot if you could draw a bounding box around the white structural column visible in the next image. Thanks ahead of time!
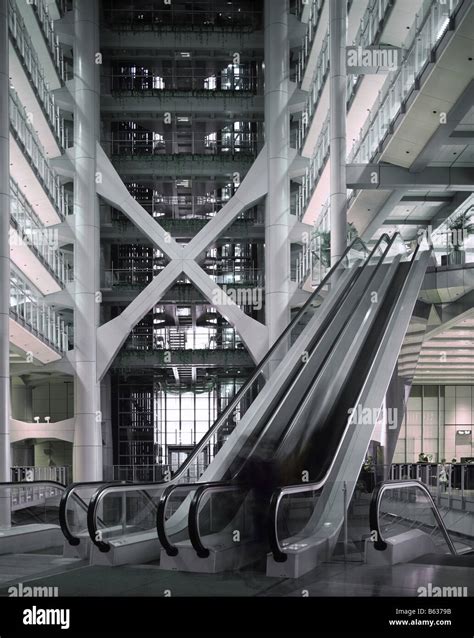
[329,0,347,265]
[0,0,11,527]
[72,0,102,480]
[264,0,290,348]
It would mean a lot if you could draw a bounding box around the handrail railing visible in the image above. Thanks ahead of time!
[86,482,159,552]
[59,481,124,546]
[87,235,379,553]
[0,480,65,489]
[188,483,247,558]
[0,479,65,514]
[156,483,182,556]
[8,0,66,148]
[349,0,463,165]
[157,482,204,556]
[9,88,68,220]
[369,479,457,555]
[268,479,327,562]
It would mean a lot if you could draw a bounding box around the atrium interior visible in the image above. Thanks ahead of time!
[0,0,473,613]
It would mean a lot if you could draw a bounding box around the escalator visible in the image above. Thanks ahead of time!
[160,232,433,577]
[82,232,431,573]
[80,235,385,564]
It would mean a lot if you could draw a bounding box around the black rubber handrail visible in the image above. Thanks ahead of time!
[188,233,402,562]
[188,482,248,558]
[268,480,326,562]
[87,235,376,552]
[369,479,457,555]
[156,483,183,556]
[86,483,159,553]
[59,481,125,546]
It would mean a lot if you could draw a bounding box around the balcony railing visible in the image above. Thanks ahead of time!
[294,116,329,220]
[108,133,263,158]
[103,268,165,290]
[10,179,72,286]
[388,462,474,511]
[106,70,261,95]
[27,0,65,81]
[103,266,264,290]
[10,269,69,354]
[295,0,455,223]
[8,0,66,149]
[292,200,330,287]
[430,195,474,267]
[294,0,325,84]
[9,89,69,220]
[102,4,262,32]
[296,0,393,152]
[124,327,246,353]
[349,0,461,165]
[11,465,70,484]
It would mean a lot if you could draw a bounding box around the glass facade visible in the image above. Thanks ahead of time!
[396,385,474,463]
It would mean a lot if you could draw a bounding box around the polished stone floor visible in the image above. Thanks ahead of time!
[0,549,472,598]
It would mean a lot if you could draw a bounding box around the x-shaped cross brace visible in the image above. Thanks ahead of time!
[95,143,269,381]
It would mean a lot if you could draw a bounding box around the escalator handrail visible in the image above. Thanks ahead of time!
[369,479,457,555]
[186,232,402,560]
[157,481,242,557]
[188,482,248,558]
[269,480,327,562]
[156,482,197,556]
[86,483,159,553]
[59,481,127,546]
[87,235,378,550]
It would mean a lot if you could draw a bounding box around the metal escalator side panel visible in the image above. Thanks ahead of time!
[265,248,432,577]
[271,257,403,482]
[195,266,361,485]
[291,251,431,569]
[229,261,386,481]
